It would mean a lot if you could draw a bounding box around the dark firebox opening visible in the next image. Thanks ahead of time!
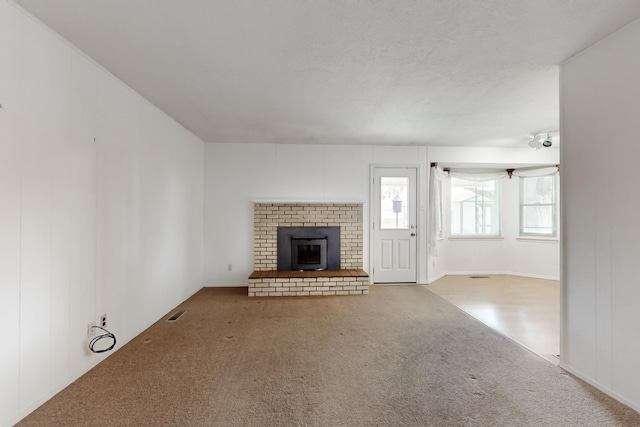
[291,238,327,270]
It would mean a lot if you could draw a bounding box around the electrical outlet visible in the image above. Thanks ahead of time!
[228,264,232,272]
[87,322,96,338]
[100,314,107,328]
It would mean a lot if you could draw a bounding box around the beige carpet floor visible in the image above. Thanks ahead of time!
[18,285,640,426]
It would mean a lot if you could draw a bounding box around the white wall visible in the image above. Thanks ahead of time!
[0,3,204,426]
[205,143,559,287]
[204,143,428,285]
[428,146,560,282]
[561,17,640,411]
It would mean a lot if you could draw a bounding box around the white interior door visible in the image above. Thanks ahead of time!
[373,167,417,283]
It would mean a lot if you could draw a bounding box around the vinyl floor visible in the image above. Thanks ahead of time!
[424,274,560,363]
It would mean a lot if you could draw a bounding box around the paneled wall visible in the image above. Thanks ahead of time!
[561,17,640,411]
[205,142,561,287]
[0,3,204,425]
[204,143,429,285]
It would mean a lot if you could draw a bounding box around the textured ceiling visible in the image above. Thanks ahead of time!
[13,0,640,147]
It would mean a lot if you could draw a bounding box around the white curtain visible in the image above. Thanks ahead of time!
[512,166,559,177]
[428,166,449,256]
[448,166,559,181]
[427,164,559,256]
[448,170,508,181]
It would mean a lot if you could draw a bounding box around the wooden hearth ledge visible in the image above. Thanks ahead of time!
[249,269,368,279]
[248,269,369,297]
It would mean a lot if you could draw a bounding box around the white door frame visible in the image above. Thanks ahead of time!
[370,164,421,284]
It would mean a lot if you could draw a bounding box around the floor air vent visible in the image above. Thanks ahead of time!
[470,276,490,279]
[166,310,186,322]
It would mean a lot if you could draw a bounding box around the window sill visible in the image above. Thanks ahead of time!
[448,236,504,241]
[517,237,558,243]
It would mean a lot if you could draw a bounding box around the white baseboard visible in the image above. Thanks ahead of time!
[204,283,248,287]
[438,271,559,281]
[559,363,640,414]
[503,271,560,281]
[426,272,446,284]
[205,273,560,287]
[6,284,205,427]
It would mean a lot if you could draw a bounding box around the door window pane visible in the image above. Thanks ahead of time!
[380,177,409,229]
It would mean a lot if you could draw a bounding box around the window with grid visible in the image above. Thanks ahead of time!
[520,175,558,237]
[450,178,500,236]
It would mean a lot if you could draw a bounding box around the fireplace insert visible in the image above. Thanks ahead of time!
[276,226,340,271]
[291,238,327,270]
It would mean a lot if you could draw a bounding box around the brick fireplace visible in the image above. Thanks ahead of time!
[249,202,369,297]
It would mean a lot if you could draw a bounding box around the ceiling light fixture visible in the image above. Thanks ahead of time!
[528,134,544,149]
[528,133,554,149]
